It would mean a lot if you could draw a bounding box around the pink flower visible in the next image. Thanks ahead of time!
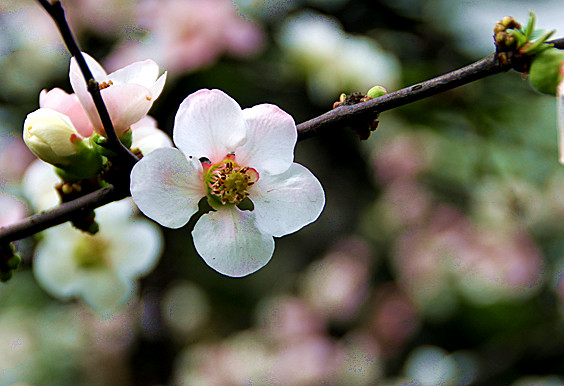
[130,89,325,277]
[69,52,166,137]
[105,0,264,75]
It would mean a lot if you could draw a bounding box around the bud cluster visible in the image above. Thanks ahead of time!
[332,85,387,140]
[494,12,556,73]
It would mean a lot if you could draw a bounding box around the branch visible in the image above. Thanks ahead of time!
[1,185,128,242]
[0,51,516,243]
[36,0,137,167]
[297,54,510,140]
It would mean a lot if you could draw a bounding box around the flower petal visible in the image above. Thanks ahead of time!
[39,88,93,137]
[131,116,173,155]
[33,226,81,300]
[108,59,160,87]
[192,208,274,277]
[79,270,131,311]
[250,163,325,237]
[130,147,205,228]
[99,84,153,133]
[236,103,297,174]
[173,89,246,163]
[113,221,163,281]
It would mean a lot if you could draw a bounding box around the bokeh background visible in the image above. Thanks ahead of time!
[3,0,564,384]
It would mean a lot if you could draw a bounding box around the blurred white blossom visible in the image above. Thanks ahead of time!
[278,11,400,103]
[31,199,163,311]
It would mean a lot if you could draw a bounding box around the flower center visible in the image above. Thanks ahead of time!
[204,155,259,208]
[72,235,110,269]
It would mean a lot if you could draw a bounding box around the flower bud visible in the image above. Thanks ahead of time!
[23,108,103,180]
[366,85,387,99]
[24,108,82,166]
[528,47,564,95]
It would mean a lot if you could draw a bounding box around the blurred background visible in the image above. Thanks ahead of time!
[3,0,564,384]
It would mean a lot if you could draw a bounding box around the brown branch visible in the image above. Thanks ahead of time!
[0,185,128,241]
[297,54,510,140]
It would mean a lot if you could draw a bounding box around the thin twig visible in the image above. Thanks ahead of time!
[36,0,138,167]
[1,185,127,242]
[297,54,509,140]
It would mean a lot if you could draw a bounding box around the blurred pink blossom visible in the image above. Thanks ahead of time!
[105,0,264,75]
[369,284,420,356]
[300,238,373,322]
[0,136,35,184]
[393,205,544,309]
[0,193,27,226]
[257,296,325,343]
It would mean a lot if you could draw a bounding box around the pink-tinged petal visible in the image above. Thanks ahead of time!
[76,84,153,136]
[236,104,297,174]
[250,163,325,237]
[40,88,93,137]
[109,59,160,87]
[173,89,246,163]
[130,147,205,228]
[192,208,274,277]
[99,84,153,134]
[70,53,165,136]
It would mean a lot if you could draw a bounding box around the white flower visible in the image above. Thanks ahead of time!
[32,199,163,311]
[131,115,173,155]
[69,52,167,137]
[130,89,325,277]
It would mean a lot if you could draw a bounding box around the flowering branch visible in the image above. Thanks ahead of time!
[0,50,531,243]
[36,0,138,168]
[1,9,564,246]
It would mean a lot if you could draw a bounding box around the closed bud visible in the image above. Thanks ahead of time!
[24,108,83,166]
[23,108,103,180]
[366,85,388,99]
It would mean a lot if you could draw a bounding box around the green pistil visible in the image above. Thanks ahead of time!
[204,157,258,208]
[72,235,109,269]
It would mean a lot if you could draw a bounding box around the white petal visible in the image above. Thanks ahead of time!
[558,75,564,164]
[250,163,325,237]
[192,208,274,277]
[108,59,160,86]
[173,89,246,163]
[236,104,297,174]
[113,221,163,281]
[33,226,81,300]
[150,72,167,100]
[79,271,131,310]
[130,147,205,228]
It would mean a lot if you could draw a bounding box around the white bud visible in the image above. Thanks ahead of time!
[23,108,83,166]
